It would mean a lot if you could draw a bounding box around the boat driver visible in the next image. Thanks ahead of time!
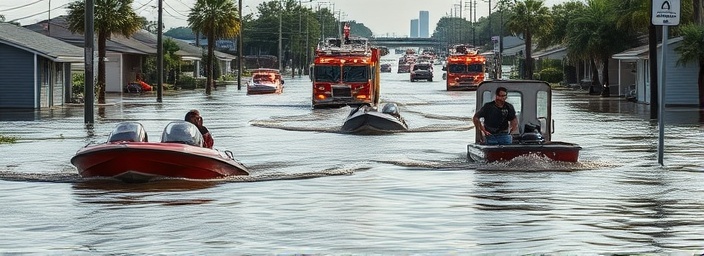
[185,109,214,148]
[472,86,518,145]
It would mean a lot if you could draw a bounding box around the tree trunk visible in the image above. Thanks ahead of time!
[206,33,215,95]
[98,30,107,104]
[601,57,611,97]
[589,58,600,95]
[649,25,659,118]
[695,0,702,25]
[699,60,704,107]
[525,32,533,79]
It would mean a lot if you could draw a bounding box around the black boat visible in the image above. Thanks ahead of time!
[341,103,408,134]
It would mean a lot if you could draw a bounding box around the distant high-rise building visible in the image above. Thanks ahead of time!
[410,19,419,38]
[419,11,429,38]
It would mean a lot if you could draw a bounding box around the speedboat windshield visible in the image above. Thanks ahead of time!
[161,121,204,147]
[107,122,148,142]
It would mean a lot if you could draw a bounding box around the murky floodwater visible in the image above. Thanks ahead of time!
[1,66,703,254]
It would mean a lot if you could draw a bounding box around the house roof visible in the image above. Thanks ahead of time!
[0,22,83,62]
[502,44,526,56]
[23,16,228,61]
[23,16,154,55]
[612,37,684,60]
[130,30,202,60]
[533,45,567,59]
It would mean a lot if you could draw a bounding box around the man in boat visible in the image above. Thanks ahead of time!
[185,109,214,148]
[472,86,518,145]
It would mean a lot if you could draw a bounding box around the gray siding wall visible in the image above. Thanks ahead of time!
[0,44,35,108]
[663,41,699,106]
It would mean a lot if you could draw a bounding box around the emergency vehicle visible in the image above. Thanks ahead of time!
[311,37,381,108]
[443,45,486,91]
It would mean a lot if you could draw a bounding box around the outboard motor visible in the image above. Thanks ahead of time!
[381,103,401,118]
[107,122,148,142]
[161,121,204,147]
[519,123,545,144]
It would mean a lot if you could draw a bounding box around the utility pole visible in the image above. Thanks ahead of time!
[84,0,95,126]
[156,0,163,102]
[278,0,283,72]
[298,0,302,77]
[237,0,243,90]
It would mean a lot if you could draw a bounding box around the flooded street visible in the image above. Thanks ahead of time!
[1,68,704,254]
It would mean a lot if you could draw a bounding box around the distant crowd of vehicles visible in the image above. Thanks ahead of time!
[237,35,489,108]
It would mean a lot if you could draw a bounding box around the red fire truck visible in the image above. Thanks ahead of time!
[311,37,381,109]
[443,45,486,91]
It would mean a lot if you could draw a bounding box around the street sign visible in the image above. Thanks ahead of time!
[652,0,680,26]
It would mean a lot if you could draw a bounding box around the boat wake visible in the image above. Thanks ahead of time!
[249,113,471,134]
[0,164,367,184]
[476,153,615,172]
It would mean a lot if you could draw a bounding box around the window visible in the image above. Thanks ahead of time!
[314,66,341,83]
[343,66,369,82]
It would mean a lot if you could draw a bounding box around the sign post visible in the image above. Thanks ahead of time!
[651,0,680,165]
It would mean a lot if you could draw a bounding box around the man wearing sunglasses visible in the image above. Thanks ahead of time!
[472,86,518,145]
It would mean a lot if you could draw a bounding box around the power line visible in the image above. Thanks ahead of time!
[0,0,44,12]
[8,3,68,23]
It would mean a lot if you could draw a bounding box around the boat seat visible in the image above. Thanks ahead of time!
[107,122,149,142]
[108,132,139,142]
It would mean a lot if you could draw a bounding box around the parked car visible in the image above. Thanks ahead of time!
[380,63,392,73]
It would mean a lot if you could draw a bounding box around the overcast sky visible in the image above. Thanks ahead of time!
[3,0,569,37]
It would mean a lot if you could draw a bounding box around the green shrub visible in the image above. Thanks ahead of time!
[219,73,235,81]
[538,67,563,83]
[72,73,85,95]
[177,76,206,90]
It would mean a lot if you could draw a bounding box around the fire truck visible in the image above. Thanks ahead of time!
[311,37,381,109]
[443,45,486,91]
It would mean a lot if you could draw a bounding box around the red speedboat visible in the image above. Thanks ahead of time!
[467,80,582,162]
[71,121,249,182]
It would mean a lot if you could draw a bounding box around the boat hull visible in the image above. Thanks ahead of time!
[247,84,282,95]
[71,142,249,182]
[467,142,581,162]
[341,110,408,134]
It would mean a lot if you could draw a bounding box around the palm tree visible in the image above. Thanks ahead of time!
[66,0,141,104]
[566,0,639,90]
[188,0,240,95]
[505,0,552,79]
[675,24,704,107]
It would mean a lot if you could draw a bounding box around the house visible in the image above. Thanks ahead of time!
[25,16,236,93]
[24,16,154,93]
[612,37,698,106]
[0,22,83,109]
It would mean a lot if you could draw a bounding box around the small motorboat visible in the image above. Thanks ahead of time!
[71,121,249,182]
[341,103,408,134]
[467,80,582,162]
[247,68,284,95]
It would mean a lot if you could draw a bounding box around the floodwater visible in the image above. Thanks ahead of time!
[1,66,703,254]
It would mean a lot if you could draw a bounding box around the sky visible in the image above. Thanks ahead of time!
[2,0,568,37]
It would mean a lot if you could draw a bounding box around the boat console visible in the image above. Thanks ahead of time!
[517,123,545,144]
[161,121,204,147]
[107,122,149,142]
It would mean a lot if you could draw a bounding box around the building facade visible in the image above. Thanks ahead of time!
[410,19,419,38]
[419,11,429,38]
